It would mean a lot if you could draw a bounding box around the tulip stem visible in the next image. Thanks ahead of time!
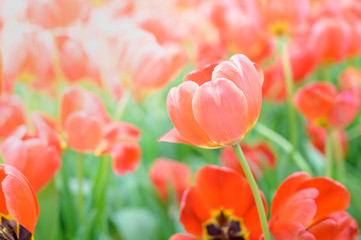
[331,130,346,183]
[279,38,298,151]
[114,91,131,121]
[254,123,312,174]
[77,153,85,224]
[325,130,333,178]
[233,144,271,240]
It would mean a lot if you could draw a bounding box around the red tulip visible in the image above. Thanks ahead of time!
[59,86,110,152]
[309,15,351,63]
[0,113,61,192]
[0,164,39,236]
[306,122,348,157]
[172,165,266,240]
[0,94,26,139]
[269,172,353,239]
[294,82,360,128]
[96,122,142,175]
[149,158,192,203]
[159,54,263,148]
[220,142,276,180]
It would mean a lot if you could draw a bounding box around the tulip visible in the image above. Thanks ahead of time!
[0,164,39,236]
[0,113,62,192]
[1,24,56,93]
[170,165,266,240]
[309,15,351,63]
[0,51,2,95]
[159,54,263,148]
[220,142,276,180]
[59,86,111,152]
[25,0,86,29]
[0,94,26,139]
[306,122,348,157]
[269,172,355,239]
[294,82,360,128]
[149,158,192,203]
[262,0,310,36]
[117,28,187,100]
[96,122,142,175]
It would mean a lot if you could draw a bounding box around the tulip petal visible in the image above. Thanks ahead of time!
[65,112,104,153]
[110,142,141,175]
[1,165,38,234]
[169,233,198,240]
[183,63,217,86]
[165,81,219,148]
[271,220,316,240]
[193,78,249,145]
[298,178,351,220]
[212,54,263,125]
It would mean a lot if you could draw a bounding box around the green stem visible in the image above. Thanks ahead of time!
[233,144,271,240]
[325,130,333,178]
[280,38,298,151]
[114,91,131,121]
[331,130,346,183]
[77,153,85,224]
[254,123,312,174]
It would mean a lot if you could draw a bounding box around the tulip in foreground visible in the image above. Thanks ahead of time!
[0,164,39,239]
[269,172,358,239]
[170,165,266,240]
[159,54,263,148]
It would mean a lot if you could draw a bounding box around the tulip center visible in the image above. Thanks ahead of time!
[203,208,249,240]
[269,21,289,36]
[0,214,33,240]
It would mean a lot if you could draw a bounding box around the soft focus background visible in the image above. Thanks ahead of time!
[0,0,361,239]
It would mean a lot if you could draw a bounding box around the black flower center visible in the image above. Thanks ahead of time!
[0,216,33,240]
[203,209,249,240]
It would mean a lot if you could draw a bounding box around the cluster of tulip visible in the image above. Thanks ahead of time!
[0,0,360,239]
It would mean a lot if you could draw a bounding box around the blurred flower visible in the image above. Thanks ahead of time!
[60,86,142,175]
[171,165,266,240]
[0,51,2,95]
[149,158,192,203]
[159,54,263,148]
[0,164,39,237]
[206,0,273,62]
[25,0,87,29]
[54,31,102,86]
[340,67,361,90]
[269,172,355,239]
[262,0,310,36]
[95,122,141,175]
[1,24,56,93]
[294,82,360,128]
[116,28,187,100]
[0,113,62,192]
[306,122,348,157]
[309,14,351,63]
[59,86,111,153]
[0,94,26,139]
[220,142,276,180]
[194,43,227,70]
